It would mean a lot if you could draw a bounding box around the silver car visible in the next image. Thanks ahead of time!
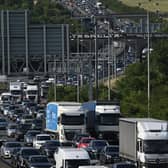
[1,141,22,158]
[7,124,17,137]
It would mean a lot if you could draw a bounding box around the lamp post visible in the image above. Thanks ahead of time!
[107,21,111,101]
[54,55,56,101]
[94,17,98,100]
[138,2,151,118]
[147,10,150,118]
[77,33,80,102]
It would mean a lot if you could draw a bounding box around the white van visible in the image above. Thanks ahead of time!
[54,147,90,168]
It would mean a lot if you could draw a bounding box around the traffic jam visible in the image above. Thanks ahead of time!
[0,80,167,168]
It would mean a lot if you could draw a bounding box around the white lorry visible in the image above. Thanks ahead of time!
[25,84,38,103]
[119,118,168,168]
[54,147,90,168]
[82,101,120,144]
[9,82,22,102]
[46,102,86,142]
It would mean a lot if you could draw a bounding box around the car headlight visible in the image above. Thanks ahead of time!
[107,154,112,159]
[5,150,10,154]
[30,167,35,168]
[92,149,97,153]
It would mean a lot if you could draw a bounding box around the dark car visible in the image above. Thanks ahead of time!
[85,139,109,160]
[40,140,61,158]
[16,147,41,168]
[24,130,41,146]
[11,147,22,167]
[31,118,43,130]
[61,141,74,147]
[15,123,32,141]
[99,145,120,164]
[12,108,24,121]
[112,162,137,168]
[7,104,20,119]
[0,120,8,143]
[25,155,52,168]
[0,117,8,127]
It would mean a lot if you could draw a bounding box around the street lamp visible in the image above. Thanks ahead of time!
[53,55,57,101]
[147,10,150,118]
[138,2,151,118]
[107,21,111,101]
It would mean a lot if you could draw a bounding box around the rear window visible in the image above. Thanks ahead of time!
[31,156,48,163]
[82,138,93,143]
[24,115,33,119]
[0,118,6,122]
[22,149,40,156]
[93,141,108,147]
[9,125,17,129]
[37,136,51,141]
[6,143,21,148]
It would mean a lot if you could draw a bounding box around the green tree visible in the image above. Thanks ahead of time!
[116,39,168,120]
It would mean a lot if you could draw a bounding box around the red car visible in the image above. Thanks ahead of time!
[77,137,95,148]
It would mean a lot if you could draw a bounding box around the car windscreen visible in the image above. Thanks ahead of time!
[0,118,7,122]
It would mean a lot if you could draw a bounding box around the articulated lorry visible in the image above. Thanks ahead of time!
[82,101,120,144]
[25,84,38,103]
[46,102,86,142]
[119,118,168,168]
[9,82,22,102]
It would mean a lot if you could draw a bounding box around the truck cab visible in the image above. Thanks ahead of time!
[137,119,168,167]
[95,103,120,143]
[25,84,38,103]
[9,82,22,102]
[46,102,86,142]
[119,118,168,168]
[82,101,120,144]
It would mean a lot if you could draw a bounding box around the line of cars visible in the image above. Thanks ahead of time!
[0,99,136,168]
[0,99,53,168]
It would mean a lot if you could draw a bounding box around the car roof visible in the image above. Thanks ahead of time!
[21,147,38,150]
[81,137,94,140]
[36,134,50,136]
[46,140,60,143]
[29,155,47,158]
[27,130,41,133]
[114,162,135,165]
[5,141,21,144]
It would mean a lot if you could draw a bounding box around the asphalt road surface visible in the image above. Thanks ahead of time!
[0,157,12,168]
